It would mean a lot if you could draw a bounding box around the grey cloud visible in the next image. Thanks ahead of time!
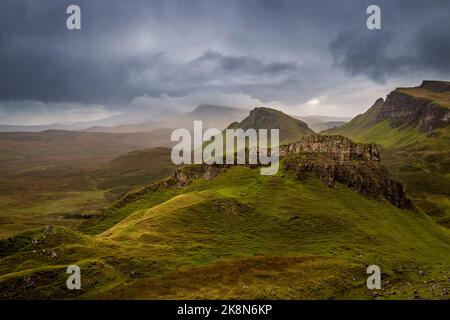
[126,50,304,104]
[329,2,450,82]
[0,0,450,124]
[415,17,450,73]
[193,51,298,75]
[329,30,415,83]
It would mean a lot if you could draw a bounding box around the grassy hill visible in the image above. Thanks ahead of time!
[229,107,315,145]
[94,147,176,199]
[327,81,450,227]
[1,164,449,299]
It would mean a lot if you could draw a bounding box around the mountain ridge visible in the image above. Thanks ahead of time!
[83,105,249,133]
[326,80,450,227]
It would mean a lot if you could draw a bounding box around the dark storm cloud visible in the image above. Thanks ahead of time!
[330,1,450,82]
[194,51,297,75]
[0,0,363,107]
[329,30,415,82]
[0,0,159,104]
[0,0,449,124]
[0,40,155,104]
[124,50,301,98]
[414,16,450,73]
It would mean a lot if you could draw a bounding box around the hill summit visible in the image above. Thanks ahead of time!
[228,107,315,144]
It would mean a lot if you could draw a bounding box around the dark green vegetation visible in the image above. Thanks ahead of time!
[1,165,449,299]
[327,81,450,228]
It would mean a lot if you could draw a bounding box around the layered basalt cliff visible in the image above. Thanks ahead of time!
[281,135,380,162]
[282,135,410,208]
[376,81,450,132]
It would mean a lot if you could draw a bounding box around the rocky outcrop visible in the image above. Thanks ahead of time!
[113,164,231,208]
[165,164,229,187]
[282,135,411,208]
[376,81,450,132]
[281,135,380,162]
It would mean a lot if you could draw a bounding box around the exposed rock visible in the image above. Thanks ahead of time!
[113,164,231,208]
[420,80,450,93]
[281,135,380,162]
[282,135,411,208]
[170,164,229,187]
[377,81,450,132]
[214,198,253,216]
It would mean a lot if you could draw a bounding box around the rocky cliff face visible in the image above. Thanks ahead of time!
[420,80,450,93]
[281,135,380,162]
[377,81,450,132]
[282,135,410,208]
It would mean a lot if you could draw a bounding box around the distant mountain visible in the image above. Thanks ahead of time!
[84,105,249,133]
[228,107,315,144]
[0,105,247,133]
[327,80,450,227]
[0,123,84,132]
[294,115,351,133]
[329,80,450,136]
[83,120,163,133]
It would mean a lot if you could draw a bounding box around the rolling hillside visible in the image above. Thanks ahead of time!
[94,147,176,199]
[0,144,175,238]
[1,165,449,299]
[0,93,448,300]
[1,137,449,299]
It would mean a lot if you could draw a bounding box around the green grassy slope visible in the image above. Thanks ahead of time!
[1,166,449,299]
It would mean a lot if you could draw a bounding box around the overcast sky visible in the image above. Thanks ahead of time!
[0,0,449,125]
